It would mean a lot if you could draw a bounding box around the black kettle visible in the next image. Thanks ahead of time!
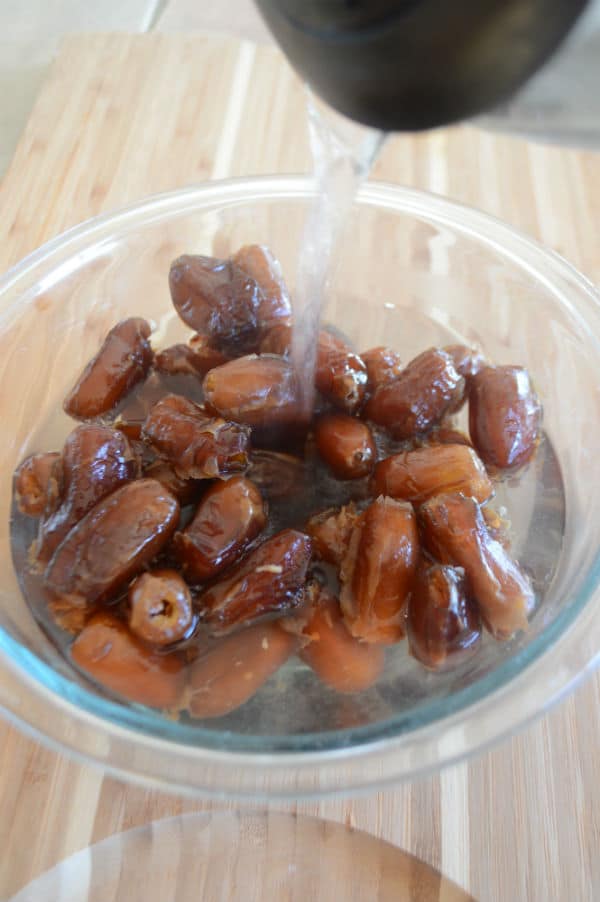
[255,0,589,131]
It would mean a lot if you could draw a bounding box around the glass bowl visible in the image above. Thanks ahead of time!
[0,176,599,799]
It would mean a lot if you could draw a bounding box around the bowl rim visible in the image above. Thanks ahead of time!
[1,174,599,798]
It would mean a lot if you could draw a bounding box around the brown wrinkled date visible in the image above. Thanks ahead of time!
[443,344,485,380]
[142,393,250,479]
[340,497,419,644]
[154,343,214,378]
[71,612,186,709]
[187,333,233,371]
[286,583,385,694]
[142,460,200,505]
[259,321,293,356]
[64,318,154,419]
[196,529,312,634]
[407,563,481,670]
[372,443,492,506]
[14,452,62,517]
[469,365,542,471]
[36,425,138,565]
[172,476,266,584]
[187,622,296,719]
[13,240,545,718]
[169,254,262,353]
[365,348,465,438]
[315,413,376,480]
[231,244,292,331]
[361,346,403,391]
[129,569,193,646]
[203,354,303,439]
[419,493,535,639]
[44,479,180,607]
[315,331,368,413]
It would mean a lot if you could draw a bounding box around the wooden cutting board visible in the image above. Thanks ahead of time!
[0,33,599,902]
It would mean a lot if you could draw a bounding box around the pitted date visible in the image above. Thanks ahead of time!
[419,492,535,639]
[231,244,292,331]
[187,622,296,718]
[469,365,542,470]
[372,444,492,506]
[169,254,262,353]
[306,503,359,568]
[36,425,137,564]
[203,355,302,437]
[14,452,61,517]
[340,496,419,644]
[172,476,266,584]
[287,583,385,693]
[361,346,403,391]
[129,569,193,646]
[315,331,368,414]
[64,318,154,419]
[196,528,312,633]
[407,563,481,670]
[314,413,375,480]
[44,478,180,607]
[71,612,186,708]
[142,393,250,479]
[364,348,465,439]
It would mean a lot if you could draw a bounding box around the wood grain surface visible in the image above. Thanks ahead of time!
[0,32,599,902]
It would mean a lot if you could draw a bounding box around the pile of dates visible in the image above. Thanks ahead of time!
[13,244,542,718]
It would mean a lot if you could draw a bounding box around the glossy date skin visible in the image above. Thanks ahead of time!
[315,331,368,414]
[142,459,201,505]
[64,318,154,419]
[259,321,293,356]
[169,254,262,353]
[187,622,296,719]
[364,348,465,439]
[44,478,180,607]
[71,612,186,709]
[196,528,312,634]
[372,443,493,506]
[419,492,535,639]
[172,476,267,584]
[14,451,61,517]
[187,333,233,371]
[286,583,385,694]
[469,365,542,471]
[36,425,137,565]
[443,344,485,380]
[203,355,302,439]
[314,413,376,480]
[230,244,292,331]
[361,346,403,392]
[142,393,250,479]
[154,343,217,378]
[340,496,419,644]
[128,568,193,646]
[407,563,481,670]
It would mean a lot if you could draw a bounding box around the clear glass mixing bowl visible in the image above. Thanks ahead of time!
[0,176,599,799]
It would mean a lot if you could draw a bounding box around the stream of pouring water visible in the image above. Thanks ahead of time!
[292,93,387,413]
